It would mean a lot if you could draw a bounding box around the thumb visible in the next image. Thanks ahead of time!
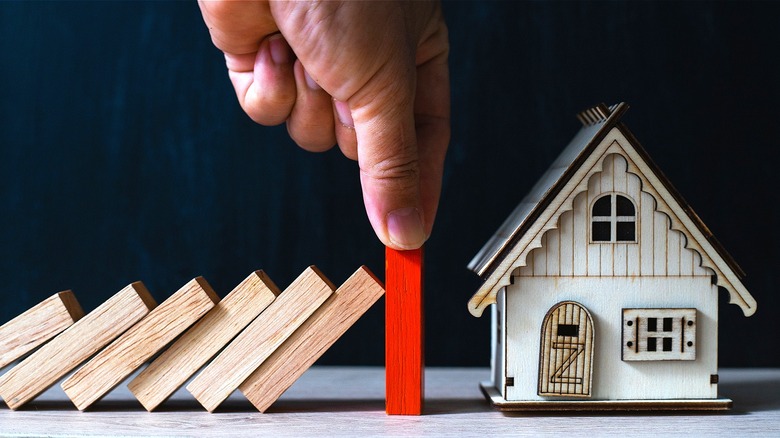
[351,73,427,250]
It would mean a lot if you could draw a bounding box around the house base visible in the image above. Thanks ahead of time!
[480,382,733,411]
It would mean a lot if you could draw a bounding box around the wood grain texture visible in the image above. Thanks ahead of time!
[187,266,334,412]
[518,154,710,279]
[61,277,218,410]
[0,291,84,369]
[0,283,156,410]
[0,368,777,437]
[128,271,279,411]
[503,276,718,401]
[385,247,424,415]
[468,122,756,319]
[621,308,696,361]
[537,301,594,397]
[239,266,385,412]
[482,382,732,411]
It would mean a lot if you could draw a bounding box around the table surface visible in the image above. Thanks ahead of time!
[1,367,778,437]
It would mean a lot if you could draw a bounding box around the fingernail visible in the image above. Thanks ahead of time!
[268,35,291,65]
[387,207,426,249]
[303,69,321,91]
[333,99,354,128]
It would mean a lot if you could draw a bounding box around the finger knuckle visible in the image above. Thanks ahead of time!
[362,155,420,189]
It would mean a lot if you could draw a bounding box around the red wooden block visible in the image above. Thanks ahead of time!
[385,246,424,415]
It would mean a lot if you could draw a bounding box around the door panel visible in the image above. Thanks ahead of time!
[538,301,594,397]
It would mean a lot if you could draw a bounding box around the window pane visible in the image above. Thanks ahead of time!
[616,195,635,216]
[622,308,697,361]
[647,337,657,352]
[616,222,636,241]
[557,324,579,337]
[592,221,611,241]
[592,196,612,216]
[647,317,657,332]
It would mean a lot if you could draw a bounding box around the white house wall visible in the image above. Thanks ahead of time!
[504,276,718,401]
[502,150,720,401]
[491,287,506,397]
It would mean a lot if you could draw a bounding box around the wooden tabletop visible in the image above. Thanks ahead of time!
[1,367,778,437]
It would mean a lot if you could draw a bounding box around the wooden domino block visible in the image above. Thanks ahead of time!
[61,277,219,410]
[0,291,84,369]
[0,283,156,410]
[128,271,280,411]
[187,266,334,412]
[385,246,424,415]
[239,266,385,412]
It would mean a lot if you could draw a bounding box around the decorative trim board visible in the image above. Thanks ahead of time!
[480,382,732,411]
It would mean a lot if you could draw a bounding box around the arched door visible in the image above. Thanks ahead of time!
[538,301,594,397]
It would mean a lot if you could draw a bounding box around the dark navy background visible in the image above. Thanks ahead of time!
[1,1,778,367]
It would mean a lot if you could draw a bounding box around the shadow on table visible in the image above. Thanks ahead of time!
[136,397,387,413]
[12,384,774,416]
[263,397,490,415]
[231,397,489,415]
[261,398,385,414]
[157,395,491,415]
[492,376,780,418]
[721,376,780,413]
[424,398,493,415]
[15,399,147,412]
[11,397,488,415]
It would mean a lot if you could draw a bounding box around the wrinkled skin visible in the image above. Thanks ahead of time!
[198,1,450,250]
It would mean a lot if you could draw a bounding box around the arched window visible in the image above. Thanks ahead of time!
[591,193,636,242]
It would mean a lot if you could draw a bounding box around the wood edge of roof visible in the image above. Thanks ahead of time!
[615,122,746,280]
[473,102,745,281]
[467,102,752,318]
[474,102,629,280]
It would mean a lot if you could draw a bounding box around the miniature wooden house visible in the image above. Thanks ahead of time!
[468,103,756,410]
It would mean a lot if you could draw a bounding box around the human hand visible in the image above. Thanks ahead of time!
[198,1,450,250]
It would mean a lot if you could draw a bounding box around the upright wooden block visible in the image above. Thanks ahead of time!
[385,246,424,415]
[61,277,219,410]
[187,266,334,412]
[0,283,156,410]
[128,271,280,411]
[0,291,84,369]
[240,266,385,412]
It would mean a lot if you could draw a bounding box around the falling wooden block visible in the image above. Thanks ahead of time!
[127,271,280,411]
[187,266,334,412]
[385,246,424,415]
[240,266,385,412]
[0,291,84,370]
[61,277,219,410]
[0,283,156,410]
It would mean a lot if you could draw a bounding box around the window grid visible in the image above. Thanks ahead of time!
[591,193,637,243]
[622,308,697,361]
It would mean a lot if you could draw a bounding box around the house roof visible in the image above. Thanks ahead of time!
[468,103,755,317]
